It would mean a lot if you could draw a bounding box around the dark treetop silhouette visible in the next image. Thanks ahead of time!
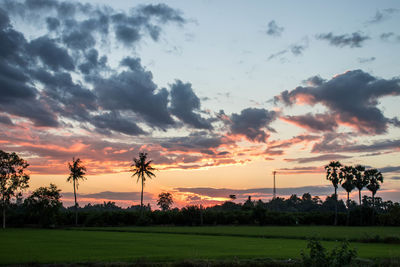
[67,157,86,226]
[157,192,174,211]
[0,150,30,229]
[131,152,156,212]
[325,161,342,226]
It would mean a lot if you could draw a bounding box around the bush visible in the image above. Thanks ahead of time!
[301,239,357,267]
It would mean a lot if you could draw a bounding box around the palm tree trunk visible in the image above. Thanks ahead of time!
[372,192,375,225]
[140,174,144,213]
[358,189,362,205]
[334,187,338,226]
[73,178,78,226]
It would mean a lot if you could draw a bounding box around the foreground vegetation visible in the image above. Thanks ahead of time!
[1,228,400,265]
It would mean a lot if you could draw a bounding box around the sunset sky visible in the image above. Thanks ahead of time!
[1,0,399,207]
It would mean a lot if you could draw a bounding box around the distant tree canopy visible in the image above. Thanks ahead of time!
[0,150,30,229]
[157,192,173,211]
[24,183,62,227]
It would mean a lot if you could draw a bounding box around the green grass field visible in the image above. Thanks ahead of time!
[1,227,399,264]
[79,225,400,241]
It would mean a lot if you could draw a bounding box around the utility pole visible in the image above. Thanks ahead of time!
[272,171,277,199]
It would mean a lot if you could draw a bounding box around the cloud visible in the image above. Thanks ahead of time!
[94,60,175,130]
[0,114,13,125]
[175,185,332,200]
[229,108,277,142]
[268,134,319,150]
[275,70,400,134]
[91,111,145,136]
[277,166,324,174]
[358,57,376,63]
[379,166,400,173]
[266,20,284,37]
[367,8,399,24]
[267,38,308,60]
[282,113,338,132]
[380,32,400,43]
[62,191,152,201]
[316,32,370,48]
[285,154,351,164]
[170,80,213,129]
[311,133,400,154]
[28,36,75,71]
[391,176,400,180]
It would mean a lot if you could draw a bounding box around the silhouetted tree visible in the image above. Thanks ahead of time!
[131,152,155,212]
[341,166,355,206]
[0,150,30,229]
[341,165,355,225]
[352,165,367,205]
[365,169,384,211]
[229,194,236,201]
[67,157,86,226]
[325,161,343,225]
[25,183,62,227]
[157,192,173,211]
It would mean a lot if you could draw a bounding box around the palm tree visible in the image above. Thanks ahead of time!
[352,165,367,205]
[325,161,343,225]
[131,152,156,212]
[67,157,86,226]
[365,169,384,211]
[341,166,355,207]
[341,165,355,225]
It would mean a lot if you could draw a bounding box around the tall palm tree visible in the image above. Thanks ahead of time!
[352,165,367,205]
[341,166,355,207]
[325,161,343,226]
[341,165,355,225]
[131,152,156,212]
[67,157,86,226]
[365,169,384,211]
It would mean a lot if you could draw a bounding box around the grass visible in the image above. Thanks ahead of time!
[75,225,400,242]
[1,227,400,265]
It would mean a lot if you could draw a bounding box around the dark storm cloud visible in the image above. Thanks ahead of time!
[316,32,370,48]
[266,20,284,37]
[282,113,338,132]
[91,111,145,136]
[0,0,194,136]
[28,36,75,71]
[111,4,185,45]
[94,65,174,129]
[229,108,277,142]
[45,17,60,31]
[0,114,13,125]
[285,154,351,164]
[275,70,400,134]
[170,80,212,130]
[367,8,398,24]
[160,132,225,152]
[78,49,107,75]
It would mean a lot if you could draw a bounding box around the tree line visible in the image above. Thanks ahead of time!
[1,150,398,228]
